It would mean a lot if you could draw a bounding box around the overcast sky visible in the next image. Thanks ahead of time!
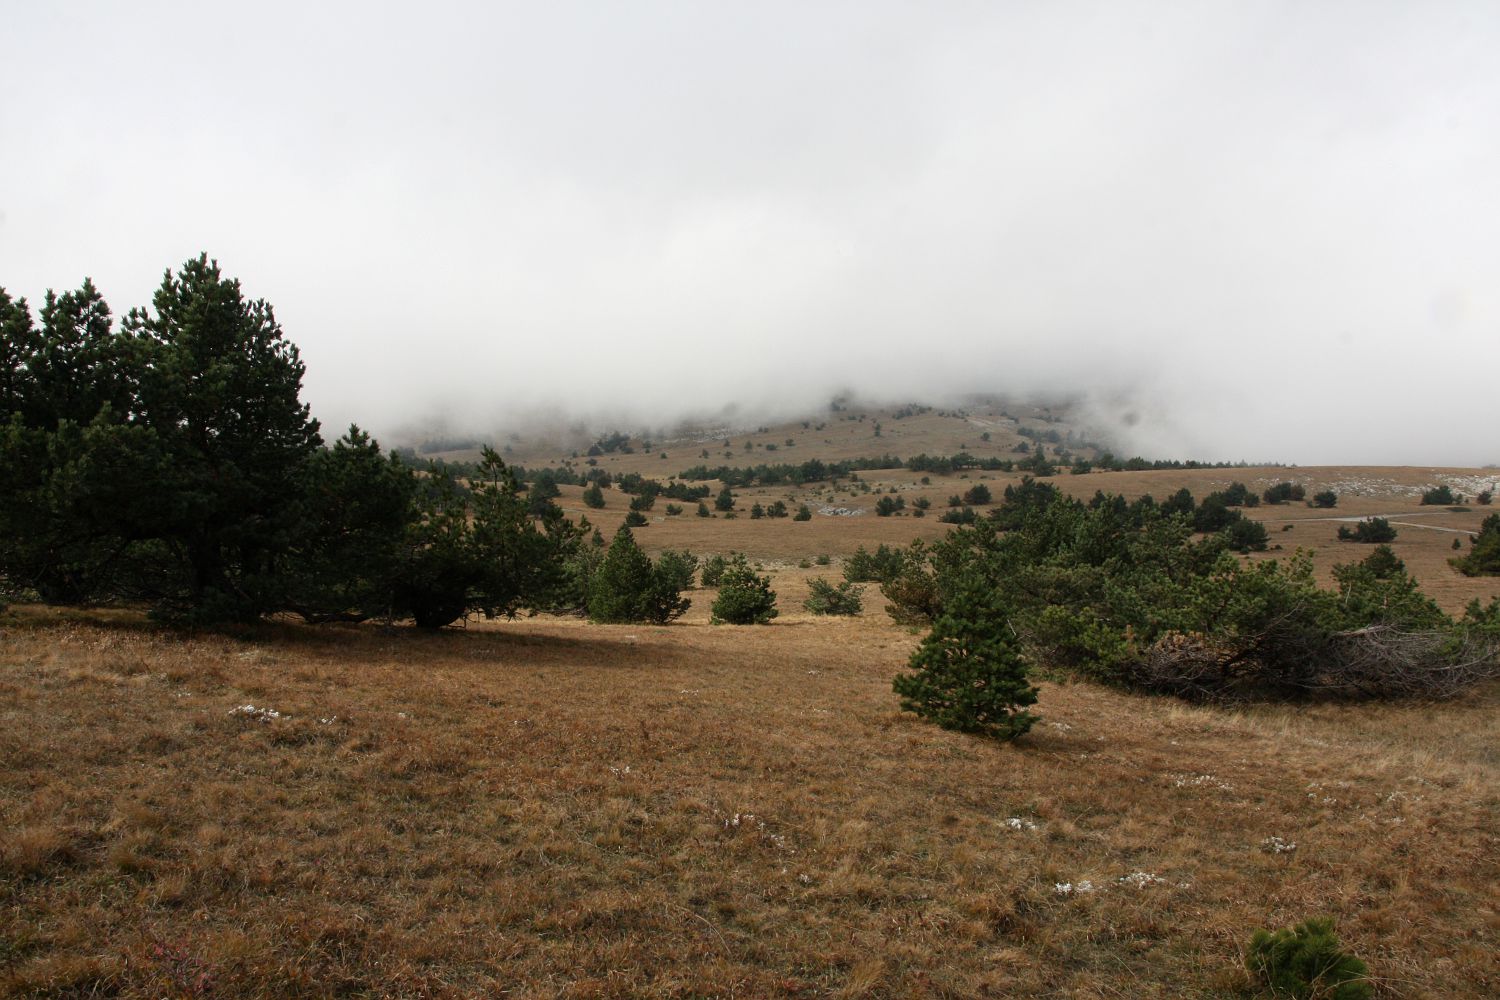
[2,1,1496,464]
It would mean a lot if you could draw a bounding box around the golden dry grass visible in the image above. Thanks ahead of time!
[2,597,1497,998]
[6,406,1498,996]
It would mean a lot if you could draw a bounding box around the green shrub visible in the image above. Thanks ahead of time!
[700,553,729,587]
[1224,517,1270,553]
[1246,918,1372,1000]
[844,544,905,584]
[814,553,831,566]
[880,486,1498,702]
[892,572,1037,741]
[1420,484,1458,505]
[766,500,788,518]
[749,503,765,519]
[656,550,699,591]
[804,577,864,616]
[1336,518,1396,543]
[961,483,992,505]
[1478,489,1493,506]
[710,556,778,624]
[793,504,812,521]
[1309,490,1338,509]
[664,503,684,516]
[696,501,711,517]
[879,548,942,627]
[1451,513,1500,576]
[1262,482,1306,505]
[939,506,978,525]
[582,483,606,509]
[1221,482,1259,507]
[714,486,735,511]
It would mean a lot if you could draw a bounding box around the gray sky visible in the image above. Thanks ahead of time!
[3,1,1497,464]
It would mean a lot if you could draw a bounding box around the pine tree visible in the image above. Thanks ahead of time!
[714,485,735,511]
[709,555,778,624]
[122,255,324,620]
[582,483,606,508]
[588,527,690,624]
[288,425,416,622]
[892,572,1037,740]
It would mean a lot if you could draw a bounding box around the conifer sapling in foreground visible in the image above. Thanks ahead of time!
[893,572,1037,741]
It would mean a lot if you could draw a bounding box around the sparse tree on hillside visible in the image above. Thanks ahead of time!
[1421,485,1459,506]
[715,485,735,511]
[582,483,606,509]
[1337,518,1398,544]
[804,577,863,615]
[1452,514,1500,577]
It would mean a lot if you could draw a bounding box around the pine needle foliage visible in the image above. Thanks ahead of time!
[709,555,778,624]
[803,577,863,615]
[586,527,690,625]
[893,573,1037,740]
[1246,918,1372,1000]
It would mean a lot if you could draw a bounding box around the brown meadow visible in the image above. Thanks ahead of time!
[4,401,1498,997]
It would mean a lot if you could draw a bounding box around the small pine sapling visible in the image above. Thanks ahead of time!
[709,556,778,624]
[892,573,1037,741]
[1246,918,1372,1000]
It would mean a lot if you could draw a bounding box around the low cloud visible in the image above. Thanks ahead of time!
[3,2,1496,465]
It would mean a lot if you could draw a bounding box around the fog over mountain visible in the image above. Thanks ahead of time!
[3,2,1497,465]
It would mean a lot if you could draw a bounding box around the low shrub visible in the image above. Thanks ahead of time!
[1262,482,1306,505]
[1451,513,1500,576]
[1337,518,1396,543]
[1420,484,1458,505]
[804,577,863,616]
[1246,918,1372,1000]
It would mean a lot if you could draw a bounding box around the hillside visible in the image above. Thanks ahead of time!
[4,399,1499,996]
[412,400,1499,612]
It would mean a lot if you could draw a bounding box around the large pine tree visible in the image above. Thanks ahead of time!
[121,255,324,620]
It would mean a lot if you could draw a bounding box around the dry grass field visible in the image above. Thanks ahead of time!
[2,605,1496,998]
[4,405,1498,998]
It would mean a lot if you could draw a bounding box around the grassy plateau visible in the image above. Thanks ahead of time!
[3,401,1497,998]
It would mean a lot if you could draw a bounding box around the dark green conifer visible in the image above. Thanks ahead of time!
[893,572,1037,740]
